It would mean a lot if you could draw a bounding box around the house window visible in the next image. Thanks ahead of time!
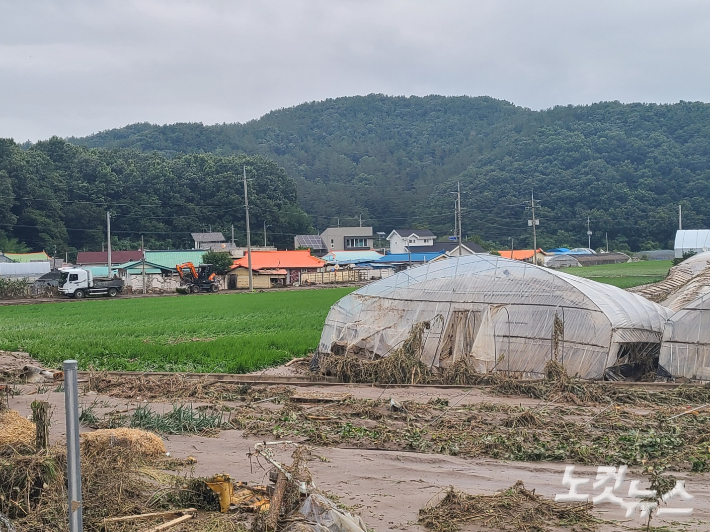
[346,238,368,248]
[409,239,415,244]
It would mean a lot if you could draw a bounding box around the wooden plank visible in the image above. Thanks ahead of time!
[144,513,194,532]
[103,508,196,523]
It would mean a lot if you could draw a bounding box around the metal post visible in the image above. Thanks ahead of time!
[243,166,253,292]
[264,221,267,247]
[679,204,682,230]
[141,235,146,294]
[106,211,112,275]
[457,181,462,256]
[64,360,83,532]
[531,192,538,266]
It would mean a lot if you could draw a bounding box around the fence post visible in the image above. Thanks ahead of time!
[64,360,83,531]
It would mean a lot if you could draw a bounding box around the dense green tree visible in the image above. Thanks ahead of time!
[202,251,234,275]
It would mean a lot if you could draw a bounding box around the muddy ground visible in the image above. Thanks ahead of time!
[3,352,710,531]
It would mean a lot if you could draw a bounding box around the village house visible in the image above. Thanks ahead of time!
[228,250,325,288]
[386,229,436,254]
[320,227,374,252]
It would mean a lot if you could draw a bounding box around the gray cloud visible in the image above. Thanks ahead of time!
[1,0,710,141]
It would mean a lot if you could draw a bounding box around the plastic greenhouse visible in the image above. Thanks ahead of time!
[660,293,710,380]
[318,255,670,380]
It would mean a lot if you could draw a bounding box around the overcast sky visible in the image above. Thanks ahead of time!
[2,0,710,142]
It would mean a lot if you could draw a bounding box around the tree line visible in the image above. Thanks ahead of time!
[70,95,710,252]
[0,137,312,257]
[8,94,710,254]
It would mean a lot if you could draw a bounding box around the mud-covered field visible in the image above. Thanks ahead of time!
[3,352,710,531]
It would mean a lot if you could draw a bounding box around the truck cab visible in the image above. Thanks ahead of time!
[59,267,124,299]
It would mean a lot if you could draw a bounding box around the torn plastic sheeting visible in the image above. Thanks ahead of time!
[282,494,367,532]
[318,255,670,379]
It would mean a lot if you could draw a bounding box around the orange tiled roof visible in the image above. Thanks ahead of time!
[232,250,324,270]
[496,249,545,260]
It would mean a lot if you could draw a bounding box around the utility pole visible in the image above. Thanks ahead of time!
[587,216,592,250]
[679,204,683,230]
[605,232,609,253]
[231,224,235,246]
[263,221,268,247]
[243,166,253,292]
[527,192,540,266]
[457,181,462,256]
[106,211,112,275]
[509,237,514,259]
[141,235,146,294]
[359,214,363,227]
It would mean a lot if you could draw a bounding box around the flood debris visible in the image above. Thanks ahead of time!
[318,322,432,384]
[418,481,599,532]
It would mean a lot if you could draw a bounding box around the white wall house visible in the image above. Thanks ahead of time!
[386,229,436,254]
[320,227,374,252]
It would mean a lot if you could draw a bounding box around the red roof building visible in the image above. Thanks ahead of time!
[231,250,325,285]
[76,250,144,266]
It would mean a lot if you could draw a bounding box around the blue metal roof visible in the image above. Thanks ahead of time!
[374,251,446,263]
[546,248,570,254]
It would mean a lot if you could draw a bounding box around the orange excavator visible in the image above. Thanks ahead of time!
[176,262,219,294]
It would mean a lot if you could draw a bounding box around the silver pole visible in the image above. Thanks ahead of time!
[141,235,146,294]
[64,360,83,532]
[106,211,112,275]
[243,166,253,292]
[457,181,462,256]
[531,192,537,266]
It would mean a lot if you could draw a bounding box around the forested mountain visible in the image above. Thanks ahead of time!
[68,95,710,252]
[0,138,311,256]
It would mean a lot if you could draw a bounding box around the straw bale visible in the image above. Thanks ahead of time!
[81,428,166,456]
[0,410,35,447]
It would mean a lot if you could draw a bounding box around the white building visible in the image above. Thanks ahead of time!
[386,229,436,254]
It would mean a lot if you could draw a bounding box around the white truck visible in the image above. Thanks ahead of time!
[58,268,124,299]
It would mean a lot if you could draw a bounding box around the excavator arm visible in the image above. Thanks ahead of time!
[176,262,199,281]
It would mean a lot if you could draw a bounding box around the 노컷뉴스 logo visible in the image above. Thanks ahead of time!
[555,466,694,519]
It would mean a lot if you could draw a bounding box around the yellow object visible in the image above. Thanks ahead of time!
[205,475,234,513]
[205,475,271,513]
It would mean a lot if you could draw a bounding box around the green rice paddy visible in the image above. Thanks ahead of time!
[0,288,355,373]
[565,260,672,288]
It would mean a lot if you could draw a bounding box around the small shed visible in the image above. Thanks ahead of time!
[229,267,287,289]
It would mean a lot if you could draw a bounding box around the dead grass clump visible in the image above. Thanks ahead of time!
[418,481,598,532]
[438,358,502,386]
[1,445,153,531]
[0,410,35,447]
[81,428,166,456]
[0,446,61,520]
[318,322,432,384]
[502,410,542,429]
[87,372,211,400]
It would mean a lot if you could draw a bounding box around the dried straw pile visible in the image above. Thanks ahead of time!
[318,322,432,384]
[419,481,598,532]
[81,428,166,456]
[0,410,35,447]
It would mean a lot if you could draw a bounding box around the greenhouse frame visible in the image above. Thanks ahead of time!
[318,255,670,380]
